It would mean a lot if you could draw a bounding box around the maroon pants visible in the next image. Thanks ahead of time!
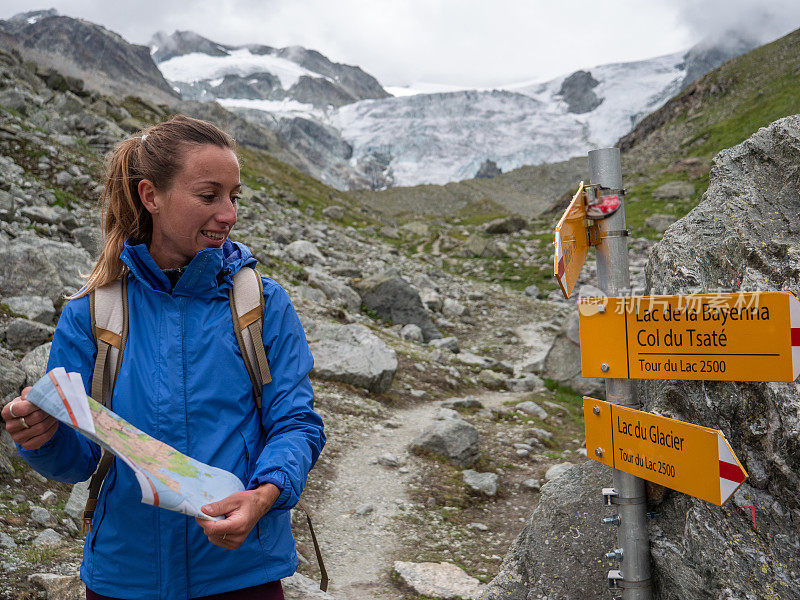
[86,581,284,600]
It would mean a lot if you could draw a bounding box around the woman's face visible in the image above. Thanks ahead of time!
[141,144,241,269]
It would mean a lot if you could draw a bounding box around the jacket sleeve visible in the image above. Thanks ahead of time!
[17,293,102,483]
[248,280,325,511]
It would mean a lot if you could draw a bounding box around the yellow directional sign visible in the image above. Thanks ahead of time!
[584,397,747,506]
[579,291,800,382]
[554,183,589,299]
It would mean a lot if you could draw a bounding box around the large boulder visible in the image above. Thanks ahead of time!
[0,233,92,302]
[651,180,695,200]
[306,321,397,394]
[639,115,800,599]
[356,270,441,341]
[1,295,55,324]
[0,348,26,399]
[28,573,83,600]
[283,572,339,600]
[479,461,612,600]
[410,411,480,467]
[21,342,51,386]
[305,268,361,313]
[485,216,526,235]
[483,116,800,600]
[65,480,90,520]
[4,318,55,352]
[541,313,604,395]
[455,235,506,258]
[285,240,324,265]
[395,561,484,600]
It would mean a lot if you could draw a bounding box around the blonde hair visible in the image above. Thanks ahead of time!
[71,114,236,298]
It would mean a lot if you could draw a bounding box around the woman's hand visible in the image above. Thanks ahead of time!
[195,483,281,550]
[2,388,59,450]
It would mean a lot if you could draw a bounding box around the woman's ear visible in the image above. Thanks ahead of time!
[138,179,160,215]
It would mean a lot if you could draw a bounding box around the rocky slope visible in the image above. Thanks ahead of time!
[0,10,385,191]
[0,10,178,105]
[619,26,800,171]
[480,116,800,600]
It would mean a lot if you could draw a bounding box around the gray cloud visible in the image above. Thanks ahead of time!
[2,1,798,87]
[674,0,800,45]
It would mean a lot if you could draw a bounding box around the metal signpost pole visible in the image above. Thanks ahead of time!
[588,147,652,600]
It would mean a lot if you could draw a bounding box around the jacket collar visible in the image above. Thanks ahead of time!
[120,239,257,295]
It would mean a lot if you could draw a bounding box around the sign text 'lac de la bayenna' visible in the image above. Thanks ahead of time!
[579,291,800,382]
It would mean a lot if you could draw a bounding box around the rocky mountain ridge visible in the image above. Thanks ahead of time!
[151,29,390,108]
[0,10,178,104]
[191,32,758,189]
[0,10,773,197]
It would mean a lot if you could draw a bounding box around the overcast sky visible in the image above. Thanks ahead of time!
[2,0,799,87]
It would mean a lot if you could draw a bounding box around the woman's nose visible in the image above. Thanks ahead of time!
[217,200,237,226]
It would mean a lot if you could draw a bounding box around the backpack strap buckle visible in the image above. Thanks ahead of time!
[81,499,97,533]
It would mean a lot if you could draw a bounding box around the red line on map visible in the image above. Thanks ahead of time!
[48,372,78,427]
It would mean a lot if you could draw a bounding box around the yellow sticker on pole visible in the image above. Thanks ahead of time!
[554,183,589,299]
[579,291,800,382]
[584,397,747,506]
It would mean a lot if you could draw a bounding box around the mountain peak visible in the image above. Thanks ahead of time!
[149,30,232,63]
[7,8,58,25]
[680,30,759,89]
[0,11,179,103]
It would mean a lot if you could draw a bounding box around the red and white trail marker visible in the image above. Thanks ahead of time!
[718,435,747,505]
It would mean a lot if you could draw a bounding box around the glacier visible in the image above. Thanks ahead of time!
[153,34,692,189]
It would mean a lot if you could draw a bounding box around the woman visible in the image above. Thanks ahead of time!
[1,115,325,599]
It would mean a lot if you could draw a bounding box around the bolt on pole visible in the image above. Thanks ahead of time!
[589,147,652,600]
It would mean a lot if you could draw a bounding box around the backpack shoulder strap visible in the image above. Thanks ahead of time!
[231,268,327,591]
[83,277,128,533]
[89,277,128,406]
[229,266,271,409]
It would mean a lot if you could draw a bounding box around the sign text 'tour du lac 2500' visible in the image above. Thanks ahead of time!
[579,291,800,382]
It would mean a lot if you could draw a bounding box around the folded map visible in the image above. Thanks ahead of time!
[27,368,245,520]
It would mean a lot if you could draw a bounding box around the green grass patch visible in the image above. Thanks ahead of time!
[688,70,800,157]
[0,302,24,318]
[477,256,557,292]
[542,378,584,407]
[623,171,708,239]
[454,211,509,227]
[17,545,58,565]
[52,187,80,208]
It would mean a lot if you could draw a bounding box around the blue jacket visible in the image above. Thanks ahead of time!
[19,239,325,599]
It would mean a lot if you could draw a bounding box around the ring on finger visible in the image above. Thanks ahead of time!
[222,533,227,541]
[8,401,18,418]
[20,416,29,430]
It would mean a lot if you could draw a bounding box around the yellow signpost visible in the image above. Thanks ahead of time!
[553,183,590,299]
[579,291,800,382]
[584,397,747,506]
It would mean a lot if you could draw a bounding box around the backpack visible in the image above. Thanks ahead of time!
[84,267,327,591]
